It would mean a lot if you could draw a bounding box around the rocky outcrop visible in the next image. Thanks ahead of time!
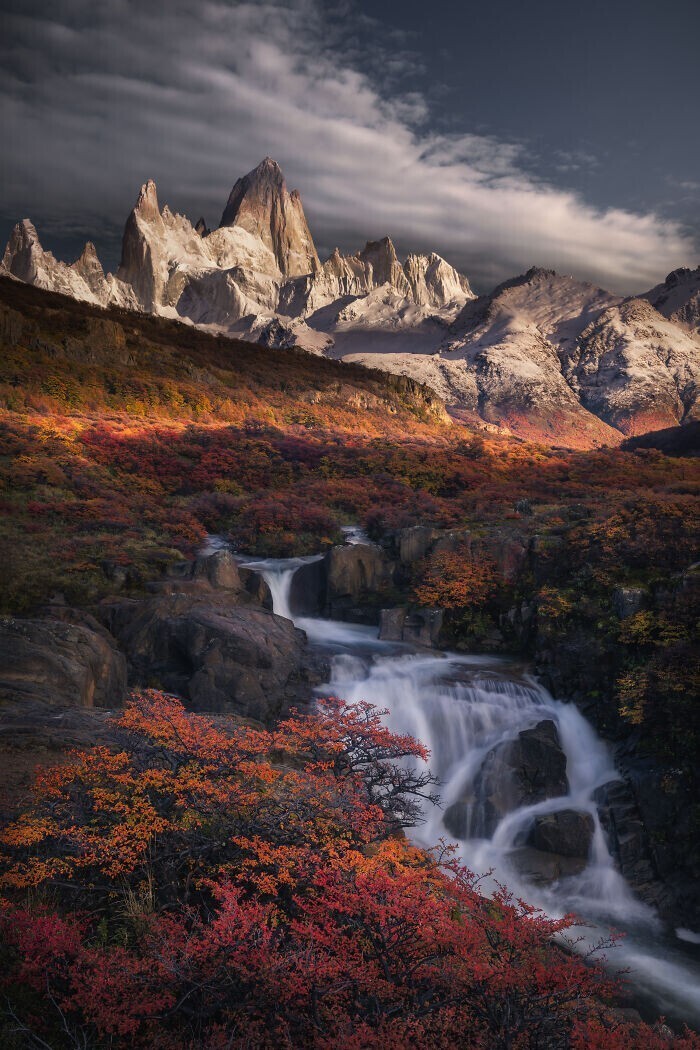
[2,220,106,305]
[104,593,319,722]
[594,778,669,911]
[444,719,568,839]
[220,158,320,277]
[611,586,648,619]
[567,298,700,435]
[526,808,594,858]
[379,607,444,647]
[324,542,394,622]
[2,219,136,310]
[289,557,327,617]
[0,616,127,709]
[644,266,700,334]
[118,180,213,311]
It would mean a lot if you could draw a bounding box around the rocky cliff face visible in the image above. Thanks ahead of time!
[4,161,699,448]
[643,266,700,334]
[220,157,320,277]
[2,218,137,310]
[567,297,700,434]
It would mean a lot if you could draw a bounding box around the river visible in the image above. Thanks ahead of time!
[240,550,700,1027]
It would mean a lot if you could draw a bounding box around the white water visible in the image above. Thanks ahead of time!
[241,554,700,1026]
[239,555,324,621]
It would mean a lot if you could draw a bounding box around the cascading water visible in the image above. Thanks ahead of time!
[242,551,700,1026]
[239,555,325,621]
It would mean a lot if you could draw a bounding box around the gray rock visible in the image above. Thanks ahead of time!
[378,607,407,642]
[324,543,393,622]
[527,809,594,859]
[396,526,441,564]
[378,607,444,647]
[289,557,326,616]
[509,846,588,884]
[192,549,243,592]
[105,593,317,721]
[0,616,127,709]
[464,720,569,837]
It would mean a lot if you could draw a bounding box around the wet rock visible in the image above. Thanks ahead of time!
[378,607,444,647]
[509,846,588,883]
[289,557,326,616]
[443,798,473,840]
[325,543,393,621]
[104,593,317,721]
[526,809,594,859]
[471,720,569,836]
[444,720,569,840]
[595,777,674,915]
[238,567,273,609]
[0,616,127,709]
[378,607,406,642]
[506,720,569,801]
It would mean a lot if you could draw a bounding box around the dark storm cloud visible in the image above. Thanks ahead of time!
[0,0,696,292]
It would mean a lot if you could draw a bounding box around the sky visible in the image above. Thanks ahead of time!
[1,0,698,294]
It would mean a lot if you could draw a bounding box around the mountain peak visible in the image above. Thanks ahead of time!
[15,218,40,244]
[134,179,160,221]
[219,158,319,276]
[258,156,283,175]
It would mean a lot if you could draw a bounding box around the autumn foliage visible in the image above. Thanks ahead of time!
[414,543,499,609]
[0,692,696,1049]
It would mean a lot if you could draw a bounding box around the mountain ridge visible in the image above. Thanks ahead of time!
[3,158,699,449]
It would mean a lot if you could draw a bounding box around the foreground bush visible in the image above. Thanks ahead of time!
[0,693,697,1049]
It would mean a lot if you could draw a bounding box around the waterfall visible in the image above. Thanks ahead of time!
[239,555,324,621]
[241,553,700,1027]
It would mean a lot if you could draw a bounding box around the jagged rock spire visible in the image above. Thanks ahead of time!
[219,158,319,277]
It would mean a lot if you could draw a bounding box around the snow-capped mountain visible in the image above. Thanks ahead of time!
[643,266,700,334]
[2,158,699,448]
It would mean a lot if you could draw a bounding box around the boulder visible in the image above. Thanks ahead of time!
[192,549,244,592]
[238,567,273,608]
[526,809,594,859]
[509,846,588,884]
[447,719,569,838]
[443,798,473,841]
[507,720,569,801]
[104,593,318,721]
[0,616,127,709]
[378,607,444,647]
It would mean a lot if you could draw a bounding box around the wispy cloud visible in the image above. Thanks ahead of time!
[1,0,696,292]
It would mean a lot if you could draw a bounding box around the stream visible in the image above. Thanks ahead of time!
[239,549,700,1027]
